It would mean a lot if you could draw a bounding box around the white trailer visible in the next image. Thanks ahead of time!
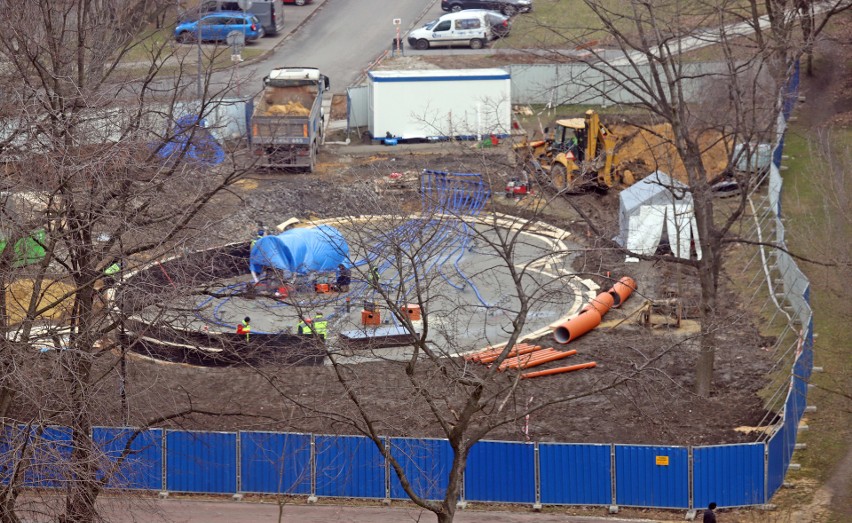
[367,69,511,141]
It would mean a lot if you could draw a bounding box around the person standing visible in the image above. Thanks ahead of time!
[703,502,717,523]
[236,316,251,342]
[336,264,351,292]
[369,267,380,289]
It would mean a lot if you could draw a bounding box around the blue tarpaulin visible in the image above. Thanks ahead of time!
[250,225,348,275]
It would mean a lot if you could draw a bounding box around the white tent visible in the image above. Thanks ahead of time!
[617,171,702,260]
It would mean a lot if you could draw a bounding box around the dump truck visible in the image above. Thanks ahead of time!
[518,109,634,192]
[249,67,330,172]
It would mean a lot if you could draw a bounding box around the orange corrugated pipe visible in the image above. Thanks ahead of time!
[521,362,597,379]
[553,308,602,344]
[583,291,615,315]
[609,276,637,308]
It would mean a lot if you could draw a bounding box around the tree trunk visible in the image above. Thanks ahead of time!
[437,509,456,523]
[695,259,719,397]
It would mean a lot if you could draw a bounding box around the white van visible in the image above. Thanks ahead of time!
[407,11,494,50]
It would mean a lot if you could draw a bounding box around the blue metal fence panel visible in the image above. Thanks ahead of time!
[315,435,386,498]
[786,377,806,426]
[465,441,535,503]
[767,428,788,496]
[389,438,453,501]
[93,427,163,490]
[166,431,237,493]
[23,426,72,488]
[693,444,765,507]
[773,135,786,168]
[240,432,311,495]
[615,445,689,508]
[539,443,611,505]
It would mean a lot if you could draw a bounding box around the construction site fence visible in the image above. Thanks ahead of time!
[4,426,767,510]
[743,59,813,501]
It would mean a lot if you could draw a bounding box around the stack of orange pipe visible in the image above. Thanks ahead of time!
[521,362,597,379]
[464,343,538,363]
[499,348,577,371]
[479,345,542,364]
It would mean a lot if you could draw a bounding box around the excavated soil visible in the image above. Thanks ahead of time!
[81,146,779,447]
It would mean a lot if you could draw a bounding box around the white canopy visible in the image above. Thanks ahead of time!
[617,171,702,260]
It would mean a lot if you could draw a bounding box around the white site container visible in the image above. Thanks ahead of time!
[367,69,512,141]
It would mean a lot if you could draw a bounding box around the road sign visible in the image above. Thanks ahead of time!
[393,18,401,25]
[226,31,245,48]
[238,0,253,10]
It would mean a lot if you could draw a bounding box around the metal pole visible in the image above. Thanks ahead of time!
[196,23,202,98]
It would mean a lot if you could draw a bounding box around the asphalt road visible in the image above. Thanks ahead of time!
[265,0,441,90]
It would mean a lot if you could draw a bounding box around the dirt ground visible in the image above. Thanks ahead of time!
[78,140,780,448]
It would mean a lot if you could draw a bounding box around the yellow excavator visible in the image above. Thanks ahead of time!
[518,110,634,192]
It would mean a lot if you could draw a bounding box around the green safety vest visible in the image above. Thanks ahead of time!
[313,317,328,338]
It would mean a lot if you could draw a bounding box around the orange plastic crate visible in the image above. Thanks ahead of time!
[403,304,422,321]
[361,310,381,326]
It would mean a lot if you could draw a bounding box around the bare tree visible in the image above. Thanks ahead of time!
[523,0,849,397]
[237,170,669,523]
[0,1,257,521]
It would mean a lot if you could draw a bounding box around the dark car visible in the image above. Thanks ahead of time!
[441,0,531,16]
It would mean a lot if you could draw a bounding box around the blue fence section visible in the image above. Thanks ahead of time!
[23,426,72,489]
[94,427,163,490]
[465,441,535,504]
[166,431,237,493]
[389,438,453,501]
[539,443,611,505]
[693,444,765,507]
[314,435,386,498]
[240,432,312,495]
[615,445,689,508]
[767,426,790,495]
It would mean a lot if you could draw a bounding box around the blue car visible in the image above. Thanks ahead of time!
[175,12,265,43]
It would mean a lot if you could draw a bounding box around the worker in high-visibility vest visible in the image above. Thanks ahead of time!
[236,316,251,341]
[297,317,313,336]
[369,267,380,289]
[312,312,328,340]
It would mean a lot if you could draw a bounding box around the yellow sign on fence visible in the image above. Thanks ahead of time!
[655,456,669,466]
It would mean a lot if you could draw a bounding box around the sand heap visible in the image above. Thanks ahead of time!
[5,278,75,325]
[611,123,731,183]
[264,102,310,116]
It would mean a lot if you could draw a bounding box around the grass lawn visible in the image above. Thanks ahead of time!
[768,126,852,519]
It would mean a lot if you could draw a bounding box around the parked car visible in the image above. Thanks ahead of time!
[407,10,498,50]
[174,12,265,43]
[470,9,512,38]
[282,0,313,4]
[441,0,532,16]
[178,0,284,36]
